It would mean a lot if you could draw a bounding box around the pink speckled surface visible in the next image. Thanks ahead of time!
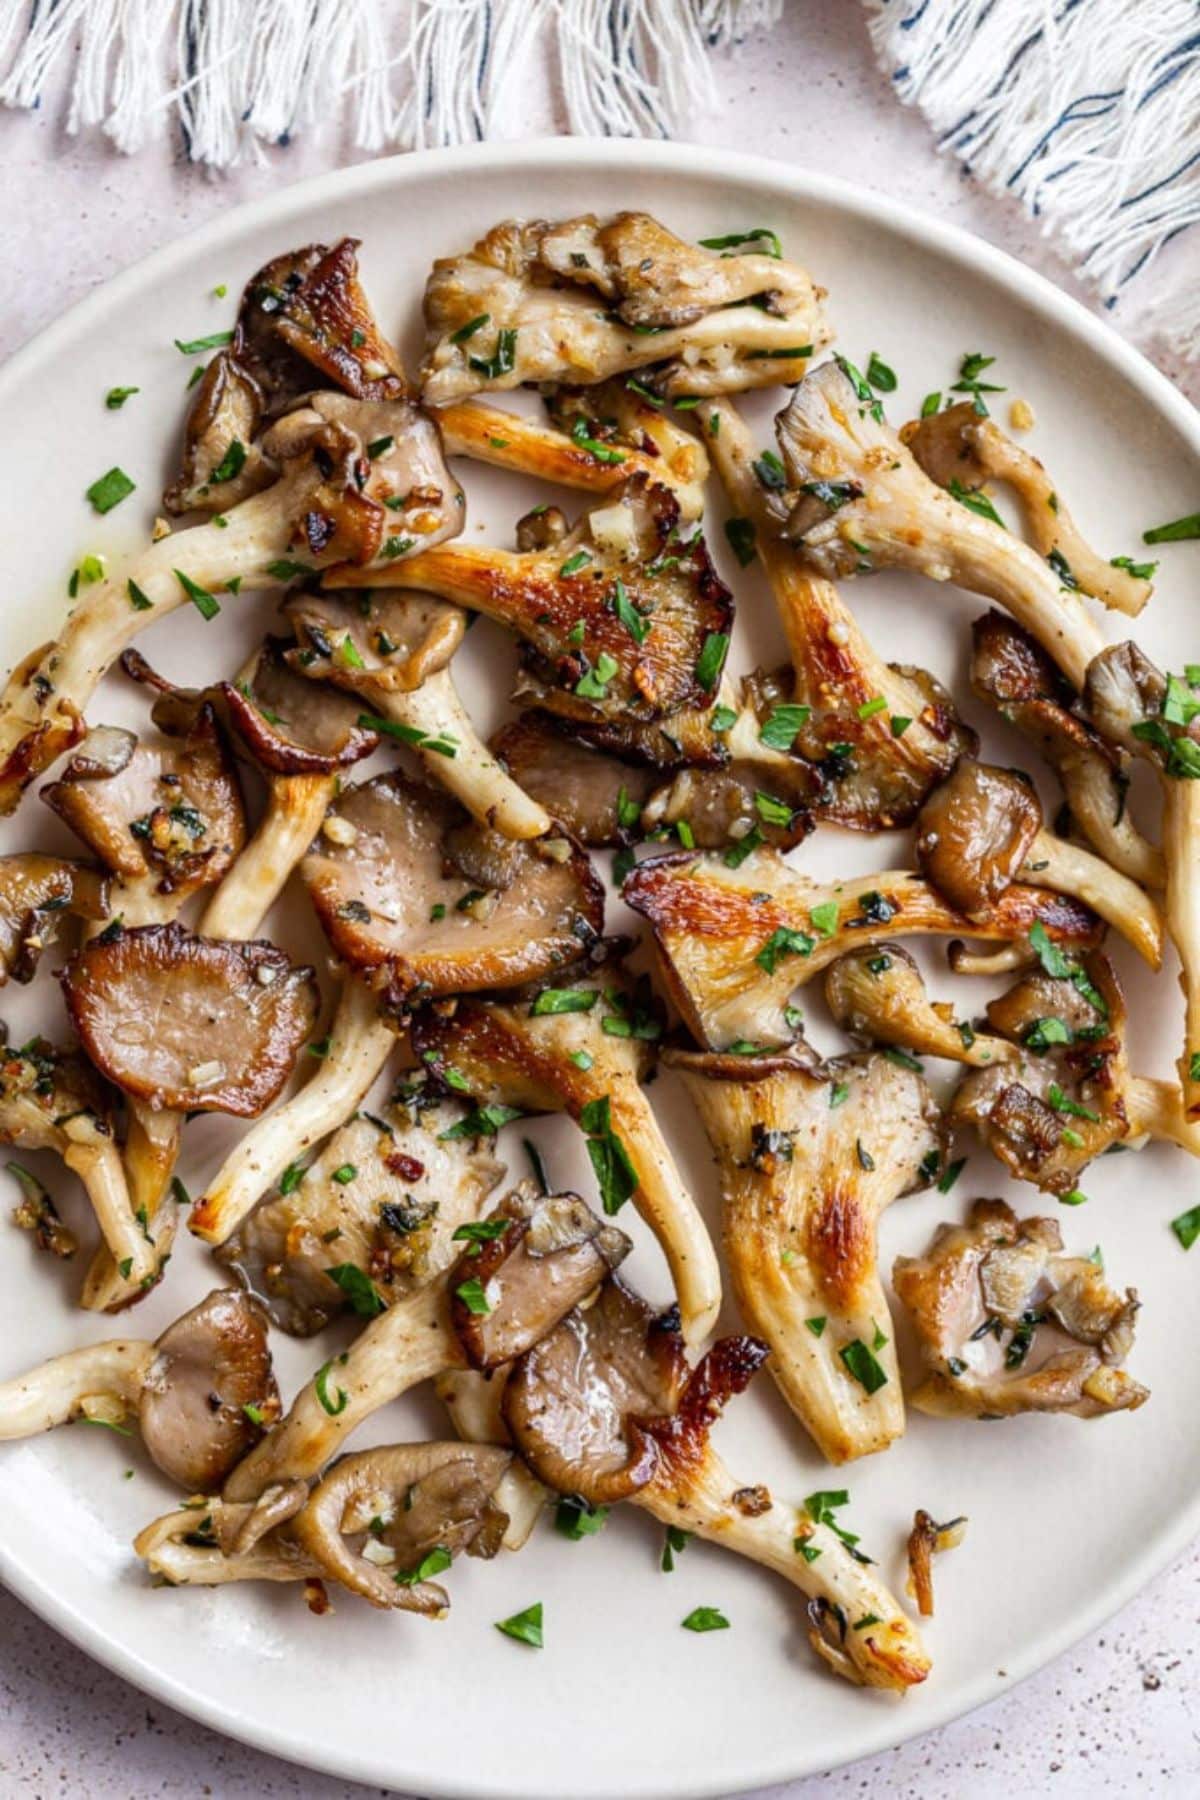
[0,6,1197,1797]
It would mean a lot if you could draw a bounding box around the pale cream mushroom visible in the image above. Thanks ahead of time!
[824,943,1016,1068]
[623,843,1103,1051]
[903,400,1152,616]
[504,1278,931,1690]
[774,360,1108,691]
[419,212,829,406]
[666,1043,941,1462]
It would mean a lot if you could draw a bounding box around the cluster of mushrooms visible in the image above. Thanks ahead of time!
[0,213,1186,1693]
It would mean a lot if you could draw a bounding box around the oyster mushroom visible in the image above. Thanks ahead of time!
[824,943,1015,1068]
[164,236,408,515]
[190,976,397,1247]
[43,708,246,927]
[419,212,829,406]
[904,401,1152,616]
[135,1442,511,1613]
[0,854,109,986]
[915,761,1162,968]
[218,1081,505,1336]
[665,1044,941,1462]
[439,377,708,519]
[119,638,380,942]
[503,1278,930,1690]
[623,844,1103,1051]
[969,612,1162,887]
[0,1033,151,1291]
[223,1185,630,1499]
[299,771,603,1016]
[1084,644,1200,1114]
[326,473,735,738]
[0,1288,279,1488]
[690,395,974,831]
[0,390,460,816]
[283,589,549,839]
[59,922,318,1118]
[434,1367,548,1551]
[951,946,1200,1193]
[893,1197,1148,1419]
[410,971,723,1345]
[774,360,1107,691]
[490,714,656,847]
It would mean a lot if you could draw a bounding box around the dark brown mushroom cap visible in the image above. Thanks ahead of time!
[502,1278,687,1504]
[42,709,245,897]
[283,589,464,697]
[950,950,1130,1194]
[164,238,406,516]
[220,637,380,775]
[916,762,1043,919]
[0,854,109,986]
[490,714,655,847]
[59,922,318,1117]
[553,698,728,772]
[290,1442,511,1613]
[1083,641,1168,758]
[301,772,604,1009]
[139,1288,279,1491]
[449,1187,632,1371]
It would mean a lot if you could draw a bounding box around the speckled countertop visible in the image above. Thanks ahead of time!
[1,6,1197,1797]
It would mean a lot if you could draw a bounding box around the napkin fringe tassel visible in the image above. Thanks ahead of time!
[0,0,782,165]
[865,0,1200,358]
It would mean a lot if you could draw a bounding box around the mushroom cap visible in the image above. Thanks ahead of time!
[59,922,319,1117]
[283,589,464,697]
[140,1288,279,1490]
[290,1442,512,1612]
[491,714,656,847]
[0,854,109,986]
[502,1278,688,1504]
[221,637,380,775]
[893,1196,1147,1419]
[300,772,604,1009]
[42,709,245,897]
[916,761,1043,918]
[164,237,407,516]
[449,1187,632,1371]
[219,1085,505,1336]
[1083,641,1168,757]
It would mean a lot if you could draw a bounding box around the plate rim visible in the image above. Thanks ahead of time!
[1,132,1198,1800]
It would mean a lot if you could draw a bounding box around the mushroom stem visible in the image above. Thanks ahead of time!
[200,773,337,941]
[226,1284,459,1500]
[134,1502,320,1588]
[434,1369,547,1551]
[438,399,705,517]
[61,1127,157,1291]
[634,1450,929,1690]
[0,1340,154,1437]
[1021,829,1163,968]
[1163,778,1200,1115]
[370,668,549,839]
[0,496,298,815]
[80,1107,182,1311]
[607,1073,721,1344]
[190,976,396,1245]
[1127,1077,1200,1154]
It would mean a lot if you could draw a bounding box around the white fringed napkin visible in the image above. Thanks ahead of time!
[865,0,1200,360]
[0,0,782,165]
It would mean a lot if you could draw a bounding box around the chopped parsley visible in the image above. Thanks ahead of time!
[948,477,1005,527]
[314,1357,348,1416]
[86,466,136,514]
[173,330,234,354]
[105,386,139,409]
[694,632,729,692]
[1143,512,1200,545]
[455,1276,492,1315]
[555,1495,609,1540]
[937,1157,966,1193]
[174,567,219,621]
[495,1602,543,1648]
[326,1264,384,1317]
[759,703,810,750]
[724,516,757,567]
[755,925,814,974]
[579,1094,637,1215]
[681,1607,730,1633]
[698,227,782,259]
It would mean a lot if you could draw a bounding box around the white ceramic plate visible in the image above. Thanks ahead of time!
[1,140,1198,1800]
